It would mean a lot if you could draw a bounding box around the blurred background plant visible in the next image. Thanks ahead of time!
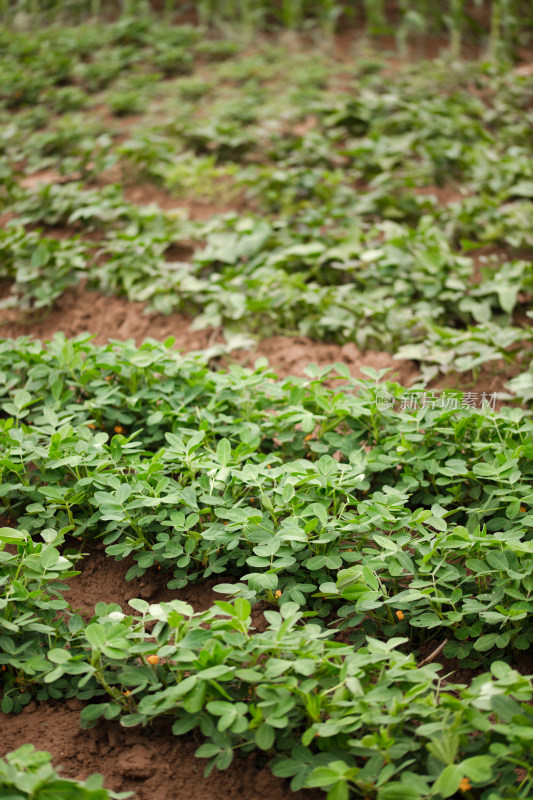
[1,1,532,60]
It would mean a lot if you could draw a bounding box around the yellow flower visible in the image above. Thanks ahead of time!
[275,590,282,598]
[147,655,159,665]
[459,778,471,792]
[114,425,124,434]
[396,610,405,621]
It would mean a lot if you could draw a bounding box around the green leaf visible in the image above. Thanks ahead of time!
[473,633,501,652]
[195,742,222,758]
[31,242,50,268]
[44,665,65,683]
[198,665,234,680]
[216,438,231,467]
[432,764,463,798]
[13,390,32,412]
[85,623,107,650]
[462,755,493,782]
[1,694,13,713]
[497,286,518,314]
[172,716,197,735]
[129,598,150,613]
[378,785,420,800]
[486,550,508,571]
[47,648,71,664]
[510,180,533,197]
[68,614,83,634]
[255,723,275,750]
[327,782,349,800]
[0,528,27,545]
[110,436,122,462]
[317,455,338,477]
[234,597,251,621]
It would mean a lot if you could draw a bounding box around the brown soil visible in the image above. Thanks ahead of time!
[2,277,521,398]
[251,336,419,384]
[121,182,246,220]
[0,283,212,350]
[0,283,420,385]
[413,184,467,206]
[63,543,269,629]
[0,539,282,798]
[19,170,71,190]
[468,244,516,285]
[64,544,226,620]
[0,702,320,800]
[429,357,525,399]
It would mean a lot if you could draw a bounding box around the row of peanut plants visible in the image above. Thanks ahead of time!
[1,27,532,402]
[1,336,532,798]
[3,1,533,59]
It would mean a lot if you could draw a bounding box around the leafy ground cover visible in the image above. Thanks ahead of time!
[1,338,532,798]
[1,3,533,800]
[0,18,532,397]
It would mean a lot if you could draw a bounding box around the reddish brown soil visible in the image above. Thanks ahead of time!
[413,184,467,206]
[2,276,522,398]
[0,283,212,350]
[63,538,269,625]
[122,182,246,220]
[251,337,419,384]
[0,541,284,798]
[0,282,420,384]
[64,544,224,619]
[1,701,321,799]
[431,357,526,399]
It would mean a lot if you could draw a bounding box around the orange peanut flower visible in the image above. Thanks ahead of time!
[114,425,124,434]
[88,423,96,429]
[459,778,471,792]
[275,590,282,598]
[147,655,159,665]
[396,610,405,621]
[521,506,527,512]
